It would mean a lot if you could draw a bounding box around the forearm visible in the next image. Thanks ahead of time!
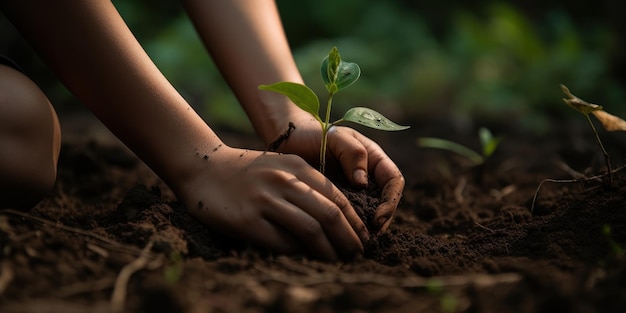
[182,0,307,145]
[1,0,222,188]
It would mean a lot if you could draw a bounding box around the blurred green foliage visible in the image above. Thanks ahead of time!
[2,0,624,134]
[280,1,625,133]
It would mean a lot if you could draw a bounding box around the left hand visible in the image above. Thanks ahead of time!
[271,114,405,233]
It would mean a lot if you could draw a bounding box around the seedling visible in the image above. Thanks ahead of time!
[531,85,626,211]
[259,47,409,173]
[602,224,624,258]
[417,127,503,166]
[163,252,183,284]
[561,84,626,187]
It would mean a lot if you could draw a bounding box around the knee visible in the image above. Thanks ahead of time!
[0,64,61,210]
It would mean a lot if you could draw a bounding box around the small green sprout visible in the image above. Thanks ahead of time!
[426,279,458,313]
[417,127,503,166]
[259,47,409,173]
[561,84,626,187]
[163,252,183,284]
[602,224,624,258]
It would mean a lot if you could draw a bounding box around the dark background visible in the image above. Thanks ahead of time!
[1,0,624,134]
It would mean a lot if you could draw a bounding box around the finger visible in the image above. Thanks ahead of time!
[327,127,369,187]
[284,180,366,259]
[240,218,304,255]
[192,207,303,255]
[373,202,395,233]
[372,175,405,233]
[354,134,405,232]
[293,167,369,246]
[262,195,339,261]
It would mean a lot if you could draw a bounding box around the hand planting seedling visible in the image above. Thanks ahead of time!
[259,47,409,173]
[417,127,503,166]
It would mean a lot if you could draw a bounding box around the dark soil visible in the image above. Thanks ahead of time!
[2,114,626,313]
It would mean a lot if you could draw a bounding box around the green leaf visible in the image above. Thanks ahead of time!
[335,61,361,91]
[322,47,341,84]
[417,137,484,165]
[321,48,339,93]
[259,82,321,122]
[320,47,360,93]
[478,127,502,157]
[341,107,410,131]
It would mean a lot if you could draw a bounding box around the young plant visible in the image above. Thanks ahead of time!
[561,84,626,187]
[602,224,625,258]
[259,47,409,173]
[531,85,626,211]
[417,127,503,166]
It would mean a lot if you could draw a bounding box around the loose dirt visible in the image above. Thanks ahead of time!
[1,114,626,313]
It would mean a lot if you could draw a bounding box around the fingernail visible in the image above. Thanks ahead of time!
[353,169,368,185]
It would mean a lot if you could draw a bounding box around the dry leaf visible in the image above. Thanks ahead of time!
[561,84,603,114]
[591,110,626,132]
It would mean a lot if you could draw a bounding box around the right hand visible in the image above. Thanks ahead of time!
[174,145,369,260]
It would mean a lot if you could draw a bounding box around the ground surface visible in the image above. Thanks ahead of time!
[2,114,626,313]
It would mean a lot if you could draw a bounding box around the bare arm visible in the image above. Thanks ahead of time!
[183,0,405,232]
[0,0,221,187]
[1,0,367,259]
[182,0,305,145]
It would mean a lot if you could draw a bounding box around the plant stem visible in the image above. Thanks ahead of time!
[320,92,335,173]
[585,113,613,187]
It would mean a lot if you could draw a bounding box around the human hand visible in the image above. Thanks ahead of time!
[272,115,405,233]
[174,144,368,261]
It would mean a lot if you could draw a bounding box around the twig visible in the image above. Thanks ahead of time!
[530,172,609,212]
[0,261,14,295]
[56,277,117,298]
[251,265,521,288]
[0,209,143,256]
[530,178,581,213]
[490,184,517,201]
[110,240,158,313]
[268,122,296,152]
[585,113,613,187]
[474,221,495,234]
[454,176,467,204]
[555,160,590,180]
[529,163,626,212]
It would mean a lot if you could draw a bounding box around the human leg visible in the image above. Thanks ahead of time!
[0,63,61,210]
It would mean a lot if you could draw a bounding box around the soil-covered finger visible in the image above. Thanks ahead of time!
[380,175,405,208]
[372,175,404,232]
[239,218,303,255]
[282,180,365,258]
[190,205,303,255]
[326,127,369,186]
[372,202,395,233]
[292,170,369,244]
[262,197,339,261]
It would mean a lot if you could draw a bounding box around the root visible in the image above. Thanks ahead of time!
[0,261,14,295]
[473,221,495,234]
[56,277,116,298]
[530,166,625,212]
[530,178,581,213]
[248,265,520,288]
[110,239,162,313]
[1,209,164,310]
[0,209,144,257]
[454,176,467,204]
